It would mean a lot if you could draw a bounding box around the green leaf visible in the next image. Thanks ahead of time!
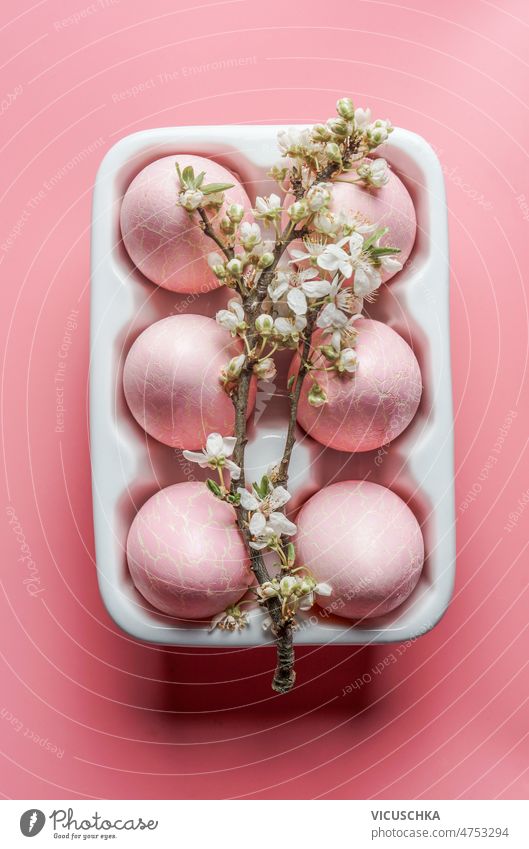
[287,374,296,391]
[260,475,271,497]
[286,543,296,567]
[194,171,206,188]
[253,475,270,499]
[362,227,388,250]
[201,182,234,196]
[181,165,196,188]
[206,478,222,498]
[370,246,401,257]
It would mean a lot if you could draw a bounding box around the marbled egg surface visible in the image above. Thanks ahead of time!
[127,482,252,619]
[120,154,252,293]
[295,480,424,619]
[328,165,417,281]
[291,319,422,452]
[123,313,255,450]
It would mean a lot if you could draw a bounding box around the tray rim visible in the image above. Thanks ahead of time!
[90,123,455,648]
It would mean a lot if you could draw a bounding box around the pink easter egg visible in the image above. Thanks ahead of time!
[327,164,416,281]
[295,480,424,619]
[123,314,256,450]
[127,482,252,619]
[290,319,422,452]
[120,154,252,294]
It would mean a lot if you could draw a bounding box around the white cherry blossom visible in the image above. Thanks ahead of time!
[298,579,333,610]
[183,433,241,480]
[274,314,307,343]
[179,188,204,210]
[254,194,282,221]
[357,157,390,188]
[257,574,333,612]
[209,605,249,632]
[268,269,328,317]
[237,483,297,550]
[317,241,355,277]
[353,260,382,297]
[317,233,383,297]
[354,106,371,128]
[306,183,332,212]
[317,304,363,350]
[380,255,402,275]
[216,299,246,334]
[239,221,262,248]
[289,237,327,265]
[286,268,329,316]
[335,347,359,374]
[277,127,315,157]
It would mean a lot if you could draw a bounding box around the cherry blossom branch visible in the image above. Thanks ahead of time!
[179,97,399,693]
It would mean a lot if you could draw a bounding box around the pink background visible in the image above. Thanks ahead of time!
[1,0,529,800]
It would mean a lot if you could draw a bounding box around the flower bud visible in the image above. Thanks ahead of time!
[279,575,298,597]
[365,120,393,148]
[224,353,245,379]
[306,183,332,212]
[255,313,274,336]
[226,257,243,277]
[336,97,355,120]
[212,264,227,279]
[207,252,227,279]
[288,200,309,222]
[259,581,278,599]
[179,188,204,211]
[311,124,332,142]
[327,117,349,138]
[325,142,342,163]
[298,577,314,595]
[258,252,274,269]
[308,382,328,407]
[319,344,339,361]
[253,358,277,380]
[220,216,235,234]
[226,203,244,223]
[313,212,334,235]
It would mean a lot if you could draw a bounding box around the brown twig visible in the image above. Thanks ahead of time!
[274,308,318,489]
[198,208,234,261]
[233,509,296,693]
[227,221,308,694]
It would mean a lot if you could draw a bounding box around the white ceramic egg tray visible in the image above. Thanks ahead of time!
[90,124,454,647]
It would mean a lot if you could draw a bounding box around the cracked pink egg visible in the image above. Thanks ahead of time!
[295,480,424,619]
[327,164,416,282]
[127,482,252,620]
[123,313,256,450]
[290,319,422,452]
[120,154,252,293]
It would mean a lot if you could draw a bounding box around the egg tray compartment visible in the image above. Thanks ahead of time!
[90,125,454,647]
